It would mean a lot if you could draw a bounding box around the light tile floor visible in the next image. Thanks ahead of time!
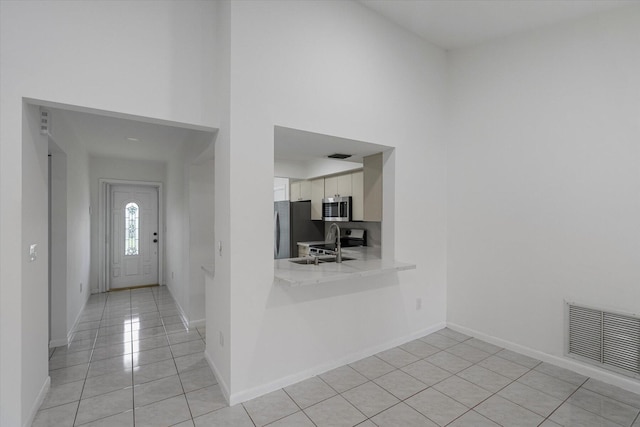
[35,287,640,426]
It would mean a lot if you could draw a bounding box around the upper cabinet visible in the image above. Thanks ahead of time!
[290,180,311,201]
[324,173,353,198]
[310,178,324,220]
[307,154,382,222]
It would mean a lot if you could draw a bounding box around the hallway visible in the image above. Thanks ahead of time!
[35,285,640,426]
[36,287,220,426]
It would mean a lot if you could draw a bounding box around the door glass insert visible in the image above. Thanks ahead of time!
[125,202,139,256]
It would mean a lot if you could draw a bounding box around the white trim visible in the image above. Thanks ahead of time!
[204,348,230,404]
[99,179,164,293]
[49,337,68,348]
[49,292,89,348]
[189,318,206,328]
[447,322,640,395]
[228,322,445,406]
[23,376,50,427]
[163,284,192,328]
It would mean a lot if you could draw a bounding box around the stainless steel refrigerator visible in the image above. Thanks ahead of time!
[274,200,324,259]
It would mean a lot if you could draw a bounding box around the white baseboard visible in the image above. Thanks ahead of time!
[66,294,90,342]
[23,376,50,427]
[164,285,191,328]
[447,322,640,395]
[49,337,68,348]
[189,318,206,329]
[228,321,446,406]
[50,294,91,349]
[204,349,230,405]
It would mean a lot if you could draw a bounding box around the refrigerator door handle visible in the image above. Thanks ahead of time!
[274,210,280,257]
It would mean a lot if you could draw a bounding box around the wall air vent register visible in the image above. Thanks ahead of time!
[567,302,640,379]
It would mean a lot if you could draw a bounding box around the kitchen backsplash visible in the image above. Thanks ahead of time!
[323,221,381,248]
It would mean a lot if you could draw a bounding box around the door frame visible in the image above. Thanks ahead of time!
[98,179,164,292]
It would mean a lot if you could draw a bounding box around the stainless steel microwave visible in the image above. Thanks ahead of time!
[322,196,352,222]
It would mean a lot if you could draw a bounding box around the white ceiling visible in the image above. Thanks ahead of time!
[51,108,214,162]
[274,126,391,164]
[359,0,635,49]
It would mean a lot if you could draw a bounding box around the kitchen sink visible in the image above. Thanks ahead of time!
[289,256,355,265]
[318,256,355,263]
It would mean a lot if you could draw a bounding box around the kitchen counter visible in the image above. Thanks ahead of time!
[274,246,416,287]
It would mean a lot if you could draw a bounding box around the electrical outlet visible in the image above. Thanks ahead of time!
[219,331,224,347]
[416,298,422,310]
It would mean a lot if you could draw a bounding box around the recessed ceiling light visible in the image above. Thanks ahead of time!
[126,137,140,142]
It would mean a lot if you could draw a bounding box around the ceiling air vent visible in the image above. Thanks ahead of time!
[567,302,640,379]
[328,153,352,159]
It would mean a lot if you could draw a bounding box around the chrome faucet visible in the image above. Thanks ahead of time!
[328,223,342,263]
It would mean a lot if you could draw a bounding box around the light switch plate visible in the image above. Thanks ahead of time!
[29,244,38,262]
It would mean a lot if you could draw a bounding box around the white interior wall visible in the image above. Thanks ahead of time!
[447,5,640,392]
[188,158,215,326]
[48,146,68,347]
[20,103,50,424]
[220,0,448,403]
[0,1,217,424]
[166,137,215,325]
[55,116,92,336]
[208,0,232,397]
[166,147,189,315]
[48,111,92,345]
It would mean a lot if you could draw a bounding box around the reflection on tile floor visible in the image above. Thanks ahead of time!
[35,287,640,426]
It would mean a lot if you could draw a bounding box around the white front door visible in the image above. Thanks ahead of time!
[110,185,159,289]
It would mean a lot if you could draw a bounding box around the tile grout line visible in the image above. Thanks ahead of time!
[156,287,197,426]
[443,358,541,427]
[42,318,640,427]
[537,377,589,427]
[129,290,137,427]
[388,336,545,427]
[71,289,109,427]
[279,386,319,427]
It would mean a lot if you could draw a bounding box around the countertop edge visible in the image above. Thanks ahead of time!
[275,260,416,287]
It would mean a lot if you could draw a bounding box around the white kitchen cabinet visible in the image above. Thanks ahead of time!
[351,170,364,221]
[308,160,380,222]
[290,180,311,201]
[300,180,311,200]
[290,181,301,201]
[337,174,352,196]
[324,176,338,198]
[311,178,324,220]
[325,174,352,198]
